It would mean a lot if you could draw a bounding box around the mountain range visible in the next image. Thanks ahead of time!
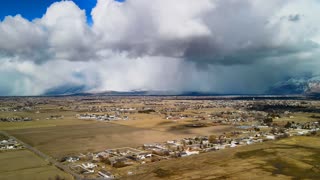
[43,77,320,97]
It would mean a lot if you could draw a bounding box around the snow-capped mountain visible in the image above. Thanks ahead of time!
[268,77,320,95]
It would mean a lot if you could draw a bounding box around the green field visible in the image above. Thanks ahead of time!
[0,150,73,180]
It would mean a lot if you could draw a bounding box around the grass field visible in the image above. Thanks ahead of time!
[2,99,319,179]
[0,119,93,131]
[274,112,320,125]
[0,150,73,180]
[7,119,232,158]
[118,136,320,180]
[113,113,233,133]
[0,109,75,120]
[3,104,233,158]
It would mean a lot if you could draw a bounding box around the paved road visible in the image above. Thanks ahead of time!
[0,131,85,180]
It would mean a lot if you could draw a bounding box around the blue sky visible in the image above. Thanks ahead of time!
[0,0,125,23]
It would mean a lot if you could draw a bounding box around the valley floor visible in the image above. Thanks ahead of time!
[120,136,320,180]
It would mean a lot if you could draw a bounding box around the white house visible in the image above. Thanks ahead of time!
[82,163,97,169]
[98,170,115,179]
[266,135,276,140]
[181,150,200,157]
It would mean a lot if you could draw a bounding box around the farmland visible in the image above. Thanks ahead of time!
[0,96,320,179]
[0,150,72,180]
[119,136,320,180]
[8,120,232,158]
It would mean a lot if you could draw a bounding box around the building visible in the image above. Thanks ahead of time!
[98,170,115,179]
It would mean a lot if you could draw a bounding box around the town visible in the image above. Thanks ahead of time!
[60,119,319,179]
[0,96,319,179]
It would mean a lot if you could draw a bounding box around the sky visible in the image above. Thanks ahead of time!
[0,0,125,23]
[0,0,320,96]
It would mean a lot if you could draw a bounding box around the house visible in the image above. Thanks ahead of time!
[109,157,133,167]
[180,150,200,157]
[136,153,152,160]
[143,143,167,151]
[241,139,253,145]
[81,163,97,169]
[66,156,80,163]
[252,139,263,143]
[297,129,310,135]
[186,144,202,151]
[214,144,225,150]
[6,145,14,150]
[98,170,115,179]
[167,140,176,144]
[230,140,239,145]
[96,152,110,159]
[0,140,8,144]
[265,135,276,140]
[230,143,237,148]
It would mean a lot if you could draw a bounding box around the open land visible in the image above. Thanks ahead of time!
[0,150,72,180]
[120,135,320,180]
[0,96,319,179]
[7,121,230,158]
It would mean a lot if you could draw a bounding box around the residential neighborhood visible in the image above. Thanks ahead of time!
[0,137,24,151]
[1,96,320,179]
[61,119,319,179]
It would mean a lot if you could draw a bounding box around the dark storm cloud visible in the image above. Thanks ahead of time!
[288,14,301,22]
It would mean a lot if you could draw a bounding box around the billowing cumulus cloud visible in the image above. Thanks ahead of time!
[0,0,320,95]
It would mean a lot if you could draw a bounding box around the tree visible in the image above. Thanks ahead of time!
[100,157,111,165]
[182,140,186,147]
[263,117,273,126]
[279,128,286,133]
[209,135,217,144]
[113,161,128,168]
[310,131,317,136]
[284,122,292,129]
[270,128,277,134]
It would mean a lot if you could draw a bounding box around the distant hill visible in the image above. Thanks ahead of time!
[83,91,223,96]
[44,84,87,96]
[268,77,320,97]
[42,78,320,97]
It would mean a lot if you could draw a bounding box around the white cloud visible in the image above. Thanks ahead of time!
[0,15,46,61]
[91,0,214,57]
[40,1,94,61]
[0,0,320,95]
